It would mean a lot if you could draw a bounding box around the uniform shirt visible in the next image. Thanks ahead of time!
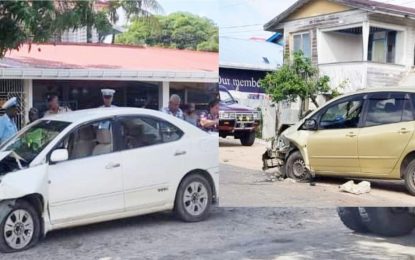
[161,107,184,120]
[44,106,71,116]
[199,111,219,132]
[0,114,17,144]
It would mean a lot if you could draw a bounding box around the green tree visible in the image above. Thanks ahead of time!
[260,51,340,117]
[106,0,162,43]
[0,0,112,57]
[116,12,218,52]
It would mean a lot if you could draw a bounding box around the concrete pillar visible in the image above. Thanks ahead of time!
[159,81,170,110]
[362,21,370,62]
[23,79,33,124]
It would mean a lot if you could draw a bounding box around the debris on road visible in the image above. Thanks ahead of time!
[284,178,297,183]
[339,180,371,195]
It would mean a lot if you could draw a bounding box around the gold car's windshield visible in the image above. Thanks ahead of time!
[1,120,71,164]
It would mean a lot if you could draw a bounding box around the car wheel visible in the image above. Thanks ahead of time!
[337,207,370,234]
[285,151,311,182]
[240,132,255,146]
[360,207,415,237]
[174,174,212,222]
[404,160,415,195]
[0,200,41,253]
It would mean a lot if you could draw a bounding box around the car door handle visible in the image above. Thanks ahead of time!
[345,132,357,137]
[105,163,121,169]
[398,128,411,134]
[174,150,187,156]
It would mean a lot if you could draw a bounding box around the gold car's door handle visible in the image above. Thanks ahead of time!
[345,132,357,137]
[398,128,411,134]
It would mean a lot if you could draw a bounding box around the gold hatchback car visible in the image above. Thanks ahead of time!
[263,88,415,195]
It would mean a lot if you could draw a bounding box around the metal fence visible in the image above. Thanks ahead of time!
[0,80,25,129]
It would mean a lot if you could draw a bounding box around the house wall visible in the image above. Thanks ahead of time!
[319,31,362,63]
[286,0,352,21]
[281,9,368,64]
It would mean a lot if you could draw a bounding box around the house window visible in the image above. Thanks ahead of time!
[293,32,311,58]
[368,30,397,64]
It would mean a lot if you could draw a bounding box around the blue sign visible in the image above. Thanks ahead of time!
[219,68,267,93]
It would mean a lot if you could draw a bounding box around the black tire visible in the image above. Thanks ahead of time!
[404,160,415,195]
[337,207,370,234]
[285,151,311,182]
[360,207,415,237]
[0,200,41,253]
[174,174,212,222]
[240,132,256,146]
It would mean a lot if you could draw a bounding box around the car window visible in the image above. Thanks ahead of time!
[364,93,413,127]
[320,97,363,129]
[57,119,114,160]
[119,116,184,150]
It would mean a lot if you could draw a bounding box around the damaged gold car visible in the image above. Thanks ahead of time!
[263,88,415,195]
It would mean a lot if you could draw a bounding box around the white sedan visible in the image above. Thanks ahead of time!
[0,108,219,253]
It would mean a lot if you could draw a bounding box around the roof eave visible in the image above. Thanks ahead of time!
[0,68,218,83]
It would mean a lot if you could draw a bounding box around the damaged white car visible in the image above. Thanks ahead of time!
[0,108,219,253]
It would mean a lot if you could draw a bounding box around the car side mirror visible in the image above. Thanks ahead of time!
[50,149,69,163]
[303,119,318,131]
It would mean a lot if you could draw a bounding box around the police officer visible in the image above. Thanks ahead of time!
[100,89,117,108]
[0,97,18,144]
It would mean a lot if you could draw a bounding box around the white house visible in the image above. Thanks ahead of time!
[264,0,415,91]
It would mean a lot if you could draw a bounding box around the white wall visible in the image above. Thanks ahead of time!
[319,31,363,64]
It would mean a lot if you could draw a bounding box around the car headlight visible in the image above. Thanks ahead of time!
[220,112,235,119]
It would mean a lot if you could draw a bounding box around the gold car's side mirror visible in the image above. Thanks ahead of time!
[303,119,318,131]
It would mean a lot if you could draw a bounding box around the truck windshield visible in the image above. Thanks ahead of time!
[220,90,235,104]
[1,120,71,164]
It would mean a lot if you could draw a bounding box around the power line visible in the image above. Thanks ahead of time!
[220,23,263,29]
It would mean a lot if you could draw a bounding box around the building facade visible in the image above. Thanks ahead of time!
[264,0,415,92]
[0,43,218,128]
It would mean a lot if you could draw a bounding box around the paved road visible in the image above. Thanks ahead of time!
[4,208,415,260]
[220,138,415,206]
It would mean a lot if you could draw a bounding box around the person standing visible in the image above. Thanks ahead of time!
[0,97,18,144]
[44,95,71,116]
[100,89,117,108]
[184,103,199,126]
[199,99,220,133]
[161,94,184,120]
[28,107,39,124]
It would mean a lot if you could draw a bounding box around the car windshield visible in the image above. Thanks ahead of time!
[1,120,71,164]
[219,90,235,104]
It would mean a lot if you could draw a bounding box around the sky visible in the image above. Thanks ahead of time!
[156,0,415,40]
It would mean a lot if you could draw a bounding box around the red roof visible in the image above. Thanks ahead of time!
[2,43,218,72]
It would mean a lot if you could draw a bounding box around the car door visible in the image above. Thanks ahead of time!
[48,118,124,224]
[358,92,415,175]
[116,115,187,211]
[307,94,364,174]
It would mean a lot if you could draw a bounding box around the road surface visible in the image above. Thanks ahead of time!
[220,137,415,206]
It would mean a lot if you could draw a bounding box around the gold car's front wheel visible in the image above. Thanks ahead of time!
[285,151,311,182]
[404,160,415,196]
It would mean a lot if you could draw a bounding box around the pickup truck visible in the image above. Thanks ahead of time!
[218,86,260,146]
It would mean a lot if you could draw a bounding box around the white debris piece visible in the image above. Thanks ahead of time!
[284,178,297,183]
[339,180,371,195]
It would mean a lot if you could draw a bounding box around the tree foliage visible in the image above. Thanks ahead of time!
[0,0,161,57]
[260,51,340,113]
[116,12,218,52]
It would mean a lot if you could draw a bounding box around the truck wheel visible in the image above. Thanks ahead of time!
[337,207,369,234]
[360,208,415,237]
[240,132,256,146]
[285,151,311,182]
[0,200,41,253]
[174,173,212,222]
[403,160,415,195]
